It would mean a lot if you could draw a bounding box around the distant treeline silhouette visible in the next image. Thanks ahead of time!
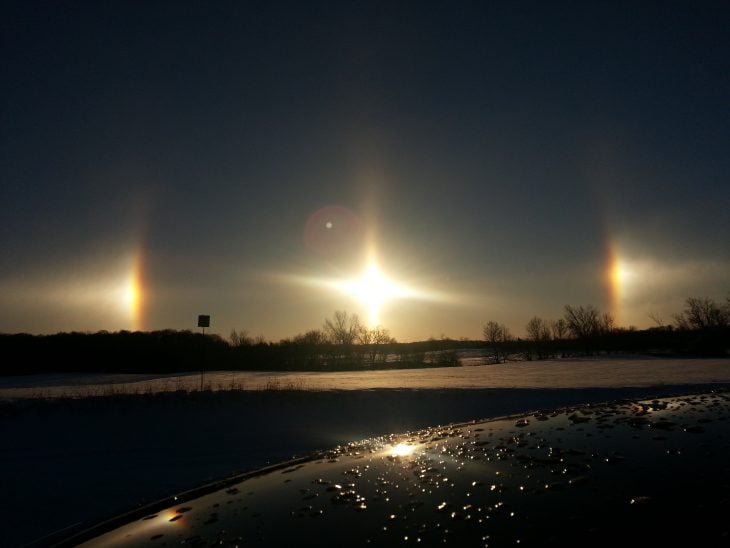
[484,298,730,362]
[1,298,728,375]
[0,329,452,375]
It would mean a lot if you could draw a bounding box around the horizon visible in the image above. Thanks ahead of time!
[1,296,721,344]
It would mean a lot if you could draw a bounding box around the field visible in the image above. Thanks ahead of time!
[2,356,730,546]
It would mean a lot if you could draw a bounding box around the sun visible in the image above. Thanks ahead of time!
[283,250,448,329]
[339,262,409,325]
[124,282,138,309]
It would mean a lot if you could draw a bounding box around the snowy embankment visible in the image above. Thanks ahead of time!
[1,357,729,546]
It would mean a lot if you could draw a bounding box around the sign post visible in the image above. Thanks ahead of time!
[197,315,210,391]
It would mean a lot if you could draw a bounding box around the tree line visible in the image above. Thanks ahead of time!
[0,297,727,375]
[483,297,730,362]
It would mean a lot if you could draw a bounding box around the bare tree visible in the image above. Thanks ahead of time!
[549,318,570,357]
[483,321,506,343]
[648,312,664,328]
[358,326,396,364]
[323,310,364,345]
[563,305,601,339]
[293,329,328,346]
[550,318,569,340]
[563,304,614,354]
[674,297,729,330]
[525,316,551,359]
[229,329,254,347]
[290,329,329,367]
[526,316,551,342]
[372,326,395,345]
[357,327,372,346]
[601,312,615,334]
[483,321,512,363]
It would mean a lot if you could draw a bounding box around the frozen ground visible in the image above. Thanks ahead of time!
[1,357,729,546]
[2,355,730,400]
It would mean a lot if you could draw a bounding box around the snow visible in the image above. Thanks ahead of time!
[1,356,729,546]
[2,356,730,400]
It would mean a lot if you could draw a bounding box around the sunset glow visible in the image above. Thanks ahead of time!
[2,2,727,341]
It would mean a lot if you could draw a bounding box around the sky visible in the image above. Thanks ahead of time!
[1,1,728,342]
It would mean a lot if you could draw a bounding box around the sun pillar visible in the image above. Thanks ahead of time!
[127,248,145,331]
[604,240,622,326]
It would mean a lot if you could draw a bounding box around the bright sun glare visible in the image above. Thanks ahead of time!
[390,443,415,457]
[339,263,409,325]
[288,248,447,331]
[124,283,138,308]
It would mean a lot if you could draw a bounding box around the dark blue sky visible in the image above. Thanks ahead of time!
[2,1,728,340]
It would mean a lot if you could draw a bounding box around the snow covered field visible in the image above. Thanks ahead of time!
[2,357,729,546]
[2,355,730,400]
